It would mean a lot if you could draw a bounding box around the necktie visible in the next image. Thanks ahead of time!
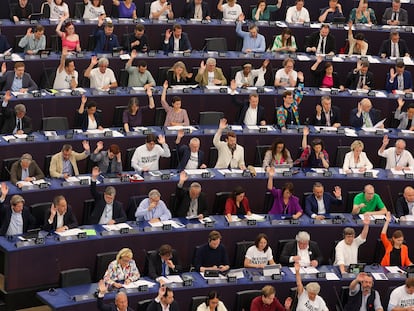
[322,37,326,54]
[104,36,109,51]
[17,119,22,130]
[162,261,167,276]
[358,75,365,89]
[107,159,112,173]
[392,43,398,58]
[398,74,404,90]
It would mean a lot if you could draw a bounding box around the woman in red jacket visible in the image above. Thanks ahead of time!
[224,186,252,222]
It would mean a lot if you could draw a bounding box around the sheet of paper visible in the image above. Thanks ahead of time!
[65,176,79,182]
[199,217,214,224]
[326,272,340,280]
[310,23,322,28]
[120,54,130,60]
[166,126,198,131]
[16,181,33,187]
[123,279,156,289]
[230,125,243,131]
[205,85,226,90]
[228,268,245,279]
[311,168,327,174]
[375,91,387,98]
[371,272,388,280]
[2,135,16,141]
[200,272,227,279]
[391,168,405,175]
[289,267,319,274]
[44,131,57,137]
[170,85,198,89]
[245,214,265,221]
[14,134,27,139]
[297,55,311,61]
[315,126,337,132]
[184,169,210,175]
[102,223,132,231]
[217,169,231,175]
[386,266,406,274]
[55,228,86,236]
[253,167,265,174]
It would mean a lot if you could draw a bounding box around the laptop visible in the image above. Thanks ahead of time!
[274,164,291,173]
[263,264,281,276]
[21,228,41,240]
[332,17,346,24]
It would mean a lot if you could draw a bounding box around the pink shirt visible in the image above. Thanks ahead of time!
[321,76,333,88]
[62,34,79,51]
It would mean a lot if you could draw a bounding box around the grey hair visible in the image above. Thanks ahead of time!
[206,58,216,65]
[104,186,116,196]
[148,189,161,198]
[305,282,321,294]
[296,231,310,242]
[15,104,26,114]
[98,57,109,66]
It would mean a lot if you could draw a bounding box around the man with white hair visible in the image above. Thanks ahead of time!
[343,272,383,311]
[10,153,45,187]
[84,56,118,90]
[378,135,414,170]
[135,189,172,223]
[175,171,208,218]
[195,58,227,86]
[279,231,324,267]
[350,98,382,128]
[175,130,206,170]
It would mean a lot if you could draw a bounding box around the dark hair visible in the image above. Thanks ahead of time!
[173,24,182,31]
[172,96,181,104]
[282,90,293,98]
[360,60,369,68]
[281,28,293,47]
[226,131,236,139]
[64,21,74,32]
[396,61,405,68]
[324,62,333,72]
[205,291,220,306]
[354,33,365,41]
[109,144,120,155]
[137,60,147,68]
[282,182,294,196]
[86,101,97,110]
[128,97,139,113]
[146,134,157,143]
[163,287,173,297]
[135,23,145,31]
[255,0,266,9]
[230,186,245,200]
[159,244,172,256]
[311,138,324,150]
[270,139,289,162]
[254,233,269,252]
[392,230,404,240]
[64,59,74,68]
[35,25,45,32]
[208,230,222,241]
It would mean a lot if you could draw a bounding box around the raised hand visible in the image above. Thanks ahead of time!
[50,203,57,217]
[96,140,104,151]
[90,55,98,66]
[218,118,228,129]
[230,79,237,91]
[82,140,90,151]
[165,29,172,40]
[92,166,100,179]
[157,134,166,145]
[333,186,341,198]
[382,135,389,146]
[4,90,11,102]
[81,94,87,105]
[163,80,169,89]
[1,182,9,196]
[397,97,405,109]
[1,63,6,74]
[179,170,188,183]
[131,49,137,59]
[303,126,309,136]
[199,61,206,71]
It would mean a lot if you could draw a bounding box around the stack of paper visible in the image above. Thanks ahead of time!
[149,220,185,229]
[102,223,133,231]
[289,266,319,274]
[55,228,86,237]
[123,279,155,289]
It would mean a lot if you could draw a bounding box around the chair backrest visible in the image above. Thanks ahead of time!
[124,147,136,171]
[126,195,147,221]
[191,296,208,311]
[301,192,313,209]
[157,66,170,86]
[230,66,242,81]
[143,249,157,276]
[144,2,151,18]
[199,111,224,126]
[204,37,228,52]
[87,34,96,51]
[44,155,53,178]
[235,36,243,52]
[154,107,167,126]
[82,199,95,225]
[212,191,231,215]
[234,240,254,268]
[336,286,349,311]
[346,191,360,213]
[372,238,385,264]
[169,192,177,217]
[39,68,56,89]
[40,2,50,18]
[112,105,127,127]
[60,268,91,288]
[1,157,20,181]
[335,146,351,168]
[254,145,271,167]
[208,147,218,168]
[137,299,152,311]
[30,202,52,229]
[42,117,69,131]
[118,69,129,87]
[275,239,295,263]
[50,35,62,52]
[14,35,25,53]
[263,191,274,214]
[235,289,262,311]
[73,2,85,19]
[329,240,340,265]
[170,148,179,169]
[94,251,118,282]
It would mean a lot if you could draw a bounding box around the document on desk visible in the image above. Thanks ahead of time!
[310,23,322,28]
[102,223,133,231]
[375,91,388,98]
[311,168,327,174]
[325,273,340,280]
[166,125,198,132]
[170,85,198,90]
[314,126,337,132]
[44,131,58,137]
[16,181,33,187]
[120,54,130,60]
[245,214,266,221]
[228,268,245,279]
[184,169,210,175]
[65,176,80,182]
[332,56,344,62]
[289,267,319,274]
[344,128,358,137]
[200,272,227,280]
[2,135,16,141]
[11,53,24,61]
[297,55,311,61]
[359,214,386,221]
[157,275,184,284]
[14,134,28,139]
[371,273,388,281]
[386,266,406,274]
[229,125,243,131]
[133,126,148,131]
[55,228,86,237]
[227,215,242,222]
[390,168,412,176]
[149,220,185,229]
[367,56,380,64]
[123,279,156,289]
[246,125,276,131]
[131,87,146,92]
[199,217,214,224]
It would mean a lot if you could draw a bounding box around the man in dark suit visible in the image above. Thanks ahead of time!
[43,195,78,232]
[379,31,410,58]
[185,0,211,20]
[89,167,126,225]
[96,280,133,311]
[343,60,375,90]
[381,0,408,25]
[94,15,120,53]
[175,130,206,171]
[311,95,341,128]
[0,61,37,92]
[395,186,414,219]
[147,286,180,311]
[279,231,324,267]
[123,23,149,53]
[305,24,336,55]
[162,24,192,54]
[148,244,183,280]
[386,61,413,93]
[10,153,45,187]
[174,171,208,218]
[350,98,382,128]
[0,91,32,134]
[304,182,342,219]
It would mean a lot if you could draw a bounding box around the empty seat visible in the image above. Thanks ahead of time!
[118,69,129,87]
[234,240,254,268]
[235,289,262,311]
[126,195,147,221]
[82,199,95,225]
[124,147,136,171]
[112,106,127,127]
[204,37,228,52]
[73,2,85,18]
[30,202,52,229]
[212,191,231,215]
[335,146,351,168]
[199,111,224,126]
[39,68,56,89]
[263,191,274,214]
[42,117,69,131]
[60,268,91,288]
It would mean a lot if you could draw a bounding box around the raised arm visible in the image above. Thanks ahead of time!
[267,167,275,191]
[294,262,304,295]
[55,16,66,38]
[381,211,391,235]
[301,126,309,150]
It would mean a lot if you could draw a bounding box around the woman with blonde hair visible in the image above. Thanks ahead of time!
[104,248,140,288]
[342,140,373,173]
[167,61,193,85]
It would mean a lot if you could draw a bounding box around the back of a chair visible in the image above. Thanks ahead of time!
[124,147,136,171]
[199,111,224,126]
[335,146,351,168]
[42,117,69,131]
[346,191,360,213]
[235,289,262,311]
[263,191,274,214]
[94,251,117,282]
[30,202,52,229]
[14,35,25,53]
[275,239,294,263]
[126,195,147,221]
[191,296,208,311]
[82,199,95,225]
[60,268,91,288]
[118,69,129,87]
[73,2,85,19]
[44,155,53,178]
[144,2,151,18]
[40,2,50,18]
[112,105,127,127]
[154,107,167,126]
[143,249,157,276]
[1,157,19,181]
[212,191,231,215]
[137,299,152,311]
[254,145,270,167]
[39,68,56,89]
[204,37,228,52]
[208,147,218,169]
[234,241,254,268]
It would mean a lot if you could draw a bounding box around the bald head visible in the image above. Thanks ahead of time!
[395,139,406,155]
[403,186,414,203]
[115,292,128,311]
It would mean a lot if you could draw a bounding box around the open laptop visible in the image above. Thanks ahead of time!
[263,264,281,276]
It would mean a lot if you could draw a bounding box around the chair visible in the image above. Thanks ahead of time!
[204,37,228,52]
[335,286,349,311]
[230,66,242,81]
[234,240,254,268]
[154,107,166,126]
[50,35,62,52]
[112,105,127,127]
[329,240,339,265]
[79,70,90,88]
[73,2,85,19]
[82,199,95,225]
[44,155,53,178]
[143,249,157,276]
[60,268,91,288]
[30,202,52,229]
[94,251,117,282]
[39,68,56,89]
[1,157,19,181]
[87,34,96,51]
[126,195,147,221]
[235,289,262,311]
[157,66,170,86]
[335,146,351,168]
[40,2,50,18]
[235,36,243,52]
[144,2,151,18]
[169,193,177,217]
[254,145,270,167]
[208,147,218,168]
[14,35,25,53]
[212,191,231,215]
[42,117,69,131]
[301,192,313,209]
[118,69,129,87]
[378,157,387,169]
[389,111,400,129]
[190,296,208,311]
[199,111,224,126]
[170,148,179,169]
[275,239,294,263]
[137,299,152,311]
[346,191,360,213]
[190,245,202,272]
[263,191,274,214]
[85,158,98,175]
[124,147,136,171]
[372,238,385,264]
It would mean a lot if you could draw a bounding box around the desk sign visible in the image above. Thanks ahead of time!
[65,132,74,139]
[368,90,376,97]
[119,227,129,234]
[317,272,326,279]
[182,277,193,287]
[35,237,45,245]
[148,51,156,57]
[247,219,256,226]
[272,273,282,280]
[256,87,264,93]
[161,173,170,180]
[375,130,384,135]
[32,91,41,97]
[219,87,228,93]
[25,135,35,142]
[4,55,11,60]
[323,171,333,177]
[201,171,211,178]
[332,217,343,225]
[183,52,191,57]
[375,219,386,225]
[405,173,414,179]
[283,171,292,177]
[405,93,413,99]
[325,55,333,61]
[204,221,214,228]
[76,52,84,58]
[71,90,81,96]
[79,179,89,185]
[364,171,373,178]
[259,127,267,133]
[143,129,152,135]
[242,170,251,177]
[15,240,34,248]
[218,52,227,57]
[330,89,339,95]
[290,219,300,225]
[138,285,148,292]
[227,275,237,283]
[183,87,192,93]
[360,56,368,62]
[162,224,172,231]
[77,232,87,239]
[104,131,113,137]
[120,175,130,182]
[108,89,116,95]
[39,182,49,189]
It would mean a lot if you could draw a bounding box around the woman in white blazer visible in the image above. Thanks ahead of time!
[196,291,228,311]
[342,140,373,173]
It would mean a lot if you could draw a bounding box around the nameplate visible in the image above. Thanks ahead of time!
[101,230,122,236]
[364,171,373,178]
[103,177,121,184]
[405,26,413,32]
[269,21,277,26]
[161,173,170,180]
[16,240,35,248]
[120,227,129,234]
[405,173,414,179]
[183,52,191,57]
[219,87,228,93]
[201,171,211,178]
[227,275,237,283]
[72,294,95,301]
[332,217,343,224]
[147,51,156,57]
[271,219,292,225]
[204,221,214,228]
[258,127,267,133]
[247,219,256,226]
[375,130,384,135]
[120,175,130,182]
[183,87,192,93]
[218,52,227,57]
[65,132,74,139]
[375,218,386,225]
[323,170,333,177]
[314,219,333,224]
[77,232,87,239]
[337,128,345,134]
[39,182,49,189]
[272,273,282,280]
[4,55,11,60]
[242,170,251,177]
[126,131,140,136]
[21,184,37,191]
[40,53,49,59]
[368,90,376,97]
[62,181,80,187]
[360,56,368,62]
[35,237,45,245]
[143,129,152,135]
[252,275,268,282]
[76,52,84,58]
[79,179,89,185]
[325,55,333,61]
[71,90,81,96]
[253,53,262,58]
[317,272,326,279]
[183,277,193,287]
[32,91,41,97]
[305,172,318,177]
[162,224,172,231]
[330,89,338,95]
[138,285,148,292]
[186,223,204,229]
[58,235,78,241]
[104,130,113,137]
[256,87,264,93]
[336,23,344,29]
[288,53,297,59]
[207,278,227,284]
[167,19,176,23]
[228,221,244,227]
[107,89,116,95]
[290,219,300,225]
[405,93,413,99]
[112,51,120,57]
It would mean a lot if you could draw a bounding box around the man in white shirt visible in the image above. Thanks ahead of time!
[149,0,174,19]
[53,47,78,89]
[84,56,117,90]
[378,136,414,170]
[234,60,268,88]
[285,0,310,23]
[131,134,171,171]
[388,278,414,311]
[274,58,299,88]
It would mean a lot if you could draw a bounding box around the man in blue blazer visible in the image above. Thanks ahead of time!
[350,98,382,129]
[175,130,206,170]
[94,16,120,53]
[305,182,342,219]
[89,167,126,225]
[97,280,133,311]
[386,61,413,93]
[0,62,38,92]
[162,24,192,54]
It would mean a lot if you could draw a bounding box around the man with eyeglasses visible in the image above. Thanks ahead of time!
[84,56,118,90]
[378,136,414,170]
[352,184,388,216]
[10,153,44,188]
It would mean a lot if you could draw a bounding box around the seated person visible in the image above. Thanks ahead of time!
[135,189,172,223]
[0,61,38,92]
[149,0,174,19]
[162,24,192,54]
[167,61,194,86]
[18,26,46,55]
[342,140,373,173]
[386,61,413,93]
[123,24,149,53]
[263,139,293,170]
[175,171,208,218]
[279,231,323,267]
[379,31,410,58]
[318,0,344,23]
[344,273,383,311]
[348,0,377,24]
[55,18,81,52]
[350,98,381,128]
[217,0,242,21]
[311,95,341,127]
[0,31,10,54]
[252,0,282,21]
[83,0,106,19]
[310,57,340,88]
[131,134,171,172]
[296,127,330,168]
[294,262,328,311]
[112,0,137,18]
[90,141,122,174]
[0,93,32,135]
[304,182,342,219]
[47,0,70,20]
[274,58,300,88]
[53,47,78,89]
[94,16,120,53]
[378,136,414,170]
[104,248,140,288]
[230,82,266,125]
[342,60,375,90]
[175,130,206,170]
[195,58,227,86]
[347,22,368,56]
[89,167,126,224]
[352,184,388,216]
[381,0,408,25]
[43,195,78,232]
[160,81,190,126]
[185,0,211,20]
[194,230,230,272]
[148,244,182,280]
[395,186,414,219]
[49,142,90,178]
[267,168,302,219]
[244,233,276,268]
[334,216,370,274]
[10,153,45,188]
[276,85,304,129]
[125,52,156,88]
[11,0,33,22]
[271,28,297,53]
[236,14,266,53]
[77,96,103,131]
[234,60,268,88]
[285,0,310,23]
[380,211,412,266]
[250,285,292,311]
[197,291,228,311]
[388,278,414,311]
[84,56,118,90]
[123,92,155,133]
[305,24,336,55]
[224,186,252,221]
